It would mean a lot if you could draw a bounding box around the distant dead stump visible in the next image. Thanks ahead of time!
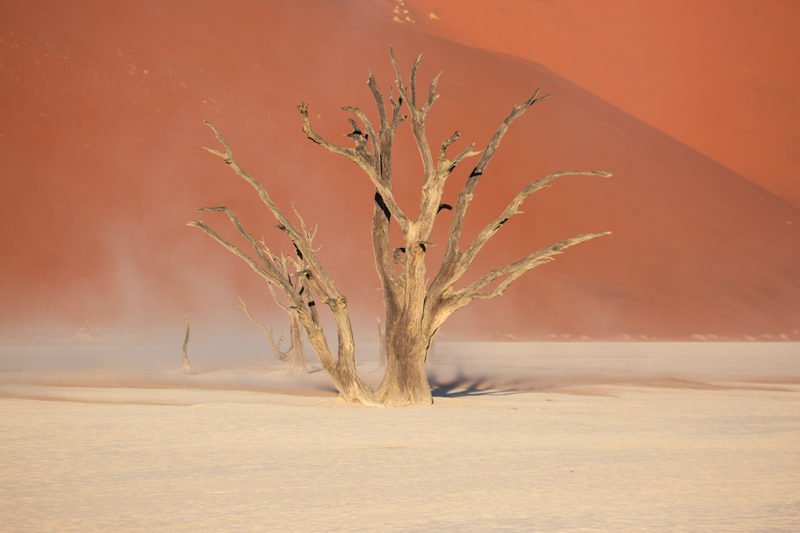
[181,314,192,373]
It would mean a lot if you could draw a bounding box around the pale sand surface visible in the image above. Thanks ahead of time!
[1,343,798,531]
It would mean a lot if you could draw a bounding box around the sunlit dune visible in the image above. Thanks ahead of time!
[398,0,800,207]
[1,0,798,340]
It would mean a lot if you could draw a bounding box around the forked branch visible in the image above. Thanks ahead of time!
[457,170,612,279]
[341,106,377,152]
[441,88,553,264]
[202,121,343,302]
[187,220,303,309]
[297,104,410,231]
[390,48,441,118]
[268,326,289,362]
[454,231,611,305]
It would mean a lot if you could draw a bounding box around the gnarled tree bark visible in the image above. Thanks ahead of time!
[190,50,610,406]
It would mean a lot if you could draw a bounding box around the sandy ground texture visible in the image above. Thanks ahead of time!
[1,342,799,531]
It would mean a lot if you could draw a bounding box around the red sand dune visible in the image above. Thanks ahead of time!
[1,0,798,340]
[399,0,800,207]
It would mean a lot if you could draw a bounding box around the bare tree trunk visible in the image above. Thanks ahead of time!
[377,317,387,368]
[377,334,432,405]
[374,304,437,405]
[427,328,438,365]
[287,309,307,373]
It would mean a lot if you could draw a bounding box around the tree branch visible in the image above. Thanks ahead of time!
[453,231,611,305]
[295,105,409,231]
[438,130,461,162]
[365,68,405,309]
[203,121,349,303]
[267,326,289,361]
[390,49,441,119]
[457,170,612,280]
[438,136,481,179]
[198,205,281,276]
[423,71,442,115]
[202,121,308,245]
[389,49,436,186]
[409,53,423,108]
[341,105,377,154]
[238,296,291,362]
[239,296,275,332]
[440,88,553,265]
[367,72,387,132]
[389,48,413,112]
[187,220,303,309]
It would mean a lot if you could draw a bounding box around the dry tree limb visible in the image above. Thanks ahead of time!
[239,296,272,332]
[267,326,289,362]
[297,103,410,233]
[188,220,299,306]
[443,170,613,291]
[438,87,553,269]
[460,232,611,302]
[193,124,369,401]
[238,296,290,362]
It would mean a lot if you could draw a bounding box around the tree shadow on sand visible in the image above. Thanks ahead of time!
[428,372,522,398]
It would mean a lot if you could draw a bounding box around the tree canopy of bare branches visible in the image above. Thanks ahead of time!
[189,49,610,406]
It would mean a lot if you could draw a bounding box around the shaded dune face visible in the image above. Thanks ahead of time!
[1,0,798,340]
[401,0,800,207]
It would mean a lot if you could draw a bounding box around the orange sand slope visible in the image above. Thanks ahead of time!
[398,0,800,206]
[1,1,798,339]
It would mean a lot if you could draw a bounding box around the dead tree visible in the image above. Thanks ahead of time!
[189,50,610,406]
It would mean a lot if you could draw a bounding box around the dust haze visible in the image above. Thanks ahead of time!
[2,334,798,401]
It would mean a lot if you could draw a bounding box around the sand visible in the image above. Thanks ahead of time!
[1,342,798,531]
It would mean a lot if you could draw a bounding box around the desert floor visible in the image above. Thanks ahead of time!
[1,342,798,531]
